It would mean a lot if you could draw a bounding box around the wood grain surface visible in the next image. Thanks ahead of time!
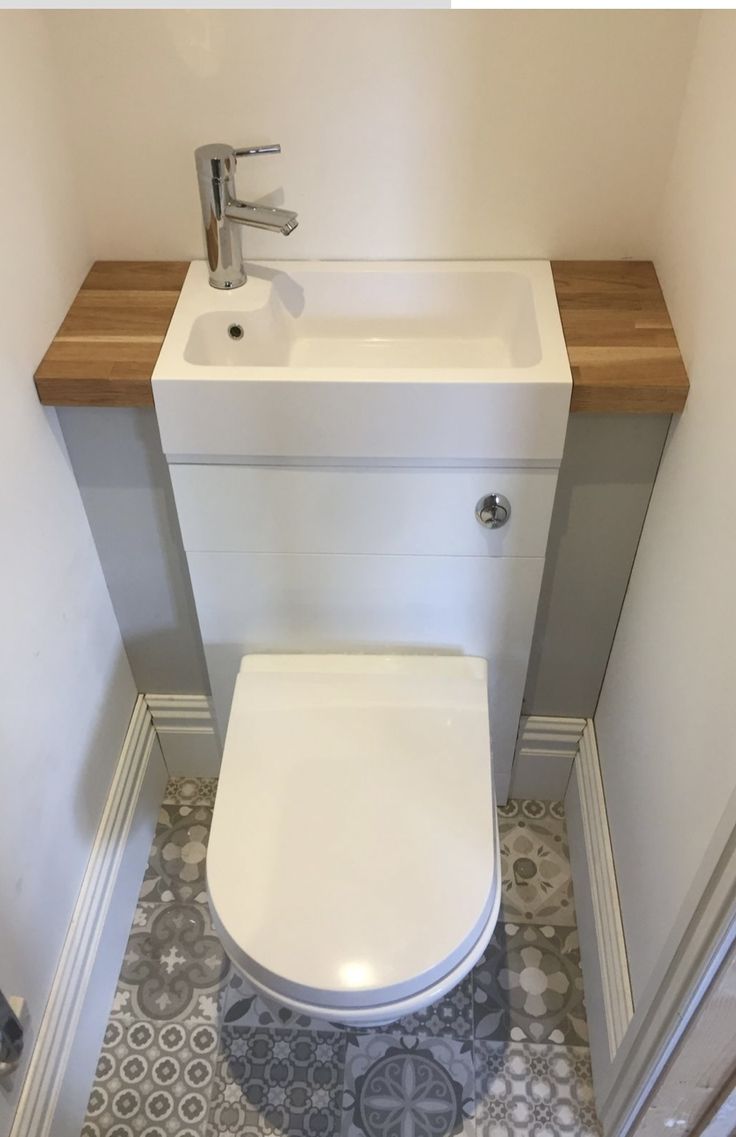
[551,260,689,413]
[34,261,188,407]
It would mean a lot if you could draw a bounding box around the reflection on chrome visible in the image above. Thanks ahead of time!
[195,142,299,290]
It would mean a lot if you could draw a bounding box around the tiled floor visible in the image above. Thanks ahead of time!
[81,782,601,1137]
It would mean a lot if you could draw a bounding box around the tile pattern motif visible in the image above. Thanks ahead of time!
[475,1042,600,1137]
[164,777,219,808]
[498,800,576,927]
[473,924,587,1045]
[81,1017,219,1137]
[343,1034,474,1137]
[84,785,600,1137]
[223,973,474,1040]
[116,902,229,1024]
[141,804,213,905]
[223,974,336,1034]
[208,1028,344,1137]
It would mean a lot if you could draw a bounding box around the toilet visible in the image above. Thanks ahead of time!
[206,653,501,1026]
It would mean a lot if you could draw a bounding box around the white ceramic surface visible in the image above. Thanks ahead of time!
[153,259,571,461]
[185,551,544,800]
[207,654,499,1019]
[169,465,558,558]
[183,264,543,370]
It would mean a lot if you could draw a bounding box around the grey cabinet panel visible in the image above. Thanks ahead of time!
[523,414,670,718]
[58,407,209,694]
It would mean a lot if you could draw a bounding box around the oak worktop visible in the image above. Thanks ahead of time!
[34,259,689,414]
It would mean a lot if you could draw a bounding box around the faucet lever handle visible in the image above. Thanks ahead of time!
[234,144,282,159]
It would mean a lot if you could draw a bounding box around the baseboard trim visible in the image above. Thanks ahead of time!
[600,785,736,1137]
[10,696,167,1137]
[510,715,586,800]
[145,693,221,777]
[567,719,634,1063]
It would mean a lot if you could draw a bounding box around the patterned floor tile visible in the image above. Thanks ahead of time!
[475,1041,601,1136]
[207,1026,345,1137]
[81,788,597,1137]
[498,800,576,926]
[223,972,474,1040]
[223,973,338,1033]
[113,902,230,1025]
[498,801,567,822]
[140,803,213,905]
[342,1033,474,1137]
[473,923,587,1045]
[377,975,474,1039]
[81,1016,219,1137]
[164,777,219,807]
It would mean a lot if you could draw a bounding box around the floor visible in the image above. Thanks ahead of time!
[81,780,601,1137]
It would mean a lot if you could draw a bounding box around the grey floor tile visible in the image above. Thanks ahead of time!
[498,800,576,926]
[342,1033,474,1137]
[473,923,587,1046]
[223,972,474,1040]
[474,1041,601,1137]
[81,1016,219,1137]
[140,802,213,905]
[113,901,230,1025]
[223,973,338,1033]
[376,975,474,1039]
[82,784,596,1137]
[207,1026,344,1137]
[164,777,219,807]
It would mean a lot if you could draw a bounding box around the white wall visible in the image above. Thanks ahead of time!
[0,15,136,1134]
[48,10,696,261]
[595,12,736,1006]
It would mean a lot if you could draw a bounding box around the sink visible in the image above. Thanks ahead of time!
[182,263,544,371]
[153,260,571,462]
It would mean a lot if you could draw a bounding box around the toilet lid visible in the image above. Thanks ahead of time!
[207,654,497,1010]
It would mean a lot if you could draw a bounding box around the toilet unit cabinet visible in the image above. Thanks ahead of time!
[168,460,562,802]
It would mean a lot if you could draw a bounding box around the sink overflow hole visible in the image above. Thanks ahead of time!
[228,323,244,340]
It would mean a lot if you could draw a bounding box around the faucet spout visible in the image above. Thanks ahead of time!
[225,200,299,237]
[194,141,299,289]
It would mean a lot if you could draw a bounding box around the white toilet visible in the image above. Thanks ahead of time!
[207,652,501,1026]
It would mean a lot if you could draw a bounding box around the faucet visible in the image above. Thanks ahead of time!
[194,142,299,290]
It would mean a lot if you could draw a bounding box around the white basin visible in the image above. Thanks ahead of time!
[153,260,571,462]
[183,264,543,371]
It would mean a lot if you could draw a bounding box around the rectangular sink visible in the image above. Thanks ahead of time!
[153,260,571,462]
[182,264,543,371]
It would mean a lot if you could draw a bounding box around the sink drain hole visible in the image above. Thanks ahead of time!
[228,323,244,340]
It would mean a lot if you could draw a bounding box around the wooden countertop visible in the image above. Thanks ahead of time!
[551,260,688,412]
[34,259,689,414]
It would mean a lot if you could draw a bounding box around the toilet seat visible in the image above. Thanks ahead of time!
[207,654,501,1025]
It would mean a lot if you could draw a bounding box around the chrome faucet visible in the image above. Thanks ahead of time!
[194,142,299,290]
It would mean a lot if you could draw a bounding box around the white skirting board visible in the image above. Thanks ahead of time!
[565,719,634,1077]
[510,715,586,800]
[9,697,167,1137]
[145,693,221,777]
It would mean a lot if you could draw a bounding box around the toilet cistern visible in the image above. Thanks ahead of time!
[194,142,299,290]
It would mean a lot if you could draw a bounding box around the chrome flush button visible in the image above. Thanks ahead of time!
[475,493,511,529]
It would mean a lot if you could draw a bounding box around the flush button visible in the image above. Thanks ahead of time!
[475,493,511,529]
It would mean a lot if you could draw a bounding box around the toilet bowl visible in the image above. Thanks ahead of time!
[206,653,501,1026]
